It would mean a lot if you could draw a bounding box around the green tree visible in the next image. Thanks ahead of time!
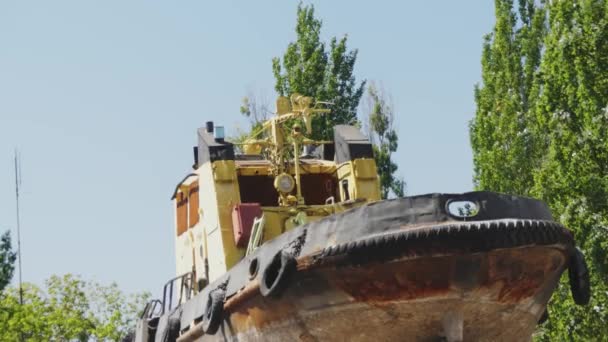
[0,274,149,341]
[272,3,365,140]
[88,280,150,340]
[0,283,53,341]
[236,89,270,153]
[363,83,405,198]
[531,1,608,339]
[470,0,546,195]
[238,4,404,199]
[239,89,271,128]
[0,231,16,293]
[472,0,608,339]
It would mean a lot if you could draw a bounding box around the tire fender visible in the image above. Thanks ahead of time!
[162,317,180,342]
[259,251,297,298]
[568,247,591,305]
[537,308,549,325]
[202,290,225,335]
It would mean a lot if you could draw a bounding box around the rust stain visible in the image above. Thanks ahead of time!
[327,246,567,305]
[485,247,566,303]
[331,258,452,302]
[191,246,568,342]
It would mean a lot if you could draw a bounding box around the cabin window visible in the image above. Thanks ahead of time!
[300,174,338,205]
[238,176,277,206]
[189,185,200,227]
[176,192,188,236]
[237,174,338,206]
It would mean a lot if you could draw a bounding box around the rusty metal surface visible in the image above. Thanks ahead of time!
[181,246,566,342]
[166,192,577,341]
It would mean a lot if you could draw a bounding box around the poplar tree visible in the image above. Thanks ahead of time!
[242,4,405,198]
[364,83,404,198]
[272,3,365,140]
[0,231,16,293]
[470,0,545,195]
[532,1,608,339]
[472,0,608,339]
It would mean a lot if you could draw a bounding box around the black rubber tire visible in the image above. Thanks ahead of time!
[538,308,549,324]
[568,247,591,305]
[259,251,296,298]
[202,290,225,335]
[121,330,134,342]
[163,317,180,342]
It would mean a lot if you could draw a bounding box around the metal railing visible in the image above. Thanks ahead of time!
[161,271,195,315]
[139,299,162,319]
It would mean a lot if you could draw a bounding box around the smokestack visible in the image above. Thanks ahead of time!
[192,146,199,169]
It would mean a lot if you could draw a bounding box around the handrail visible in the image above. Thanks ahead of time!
[140,299,162,319]
[161,271,195,315]
[246,215,265,256]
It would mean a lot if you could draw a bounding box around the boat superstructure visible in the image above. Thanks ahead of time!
[171,95,380,287]
[131,95,590,342]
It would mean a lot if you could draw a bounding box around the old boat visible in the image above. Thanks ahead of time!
[131,95,590,342]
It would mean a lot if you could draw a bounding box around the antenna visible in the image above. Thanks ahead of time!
[14,149,23,307]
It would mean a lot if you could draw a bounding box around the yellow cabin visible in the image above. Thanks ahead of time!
[171,95,381,288]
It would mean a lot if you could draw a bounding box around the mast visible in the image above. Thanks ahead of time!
[238,94,331,206]
[14,149,23,307]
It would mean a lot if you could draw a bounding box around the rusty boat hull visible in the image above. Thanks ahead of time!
[150,192,579,342]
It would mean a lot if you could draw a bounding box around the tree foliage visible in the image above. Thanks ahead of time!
[271,3,365,140]
[0,274,149,341]
[471,0,546,195]
[471,0,608,339]
[239,4,405,199]
[0,231,16,294]
[235,90,271,153]
[363,83,405,198]
[239,89,272,127]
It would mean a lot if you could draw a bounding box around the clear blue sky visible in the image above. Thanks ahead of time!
[0,1,494,296]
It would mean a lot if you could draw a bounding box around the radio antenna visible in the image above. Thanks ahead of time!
[14,149,23,307]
